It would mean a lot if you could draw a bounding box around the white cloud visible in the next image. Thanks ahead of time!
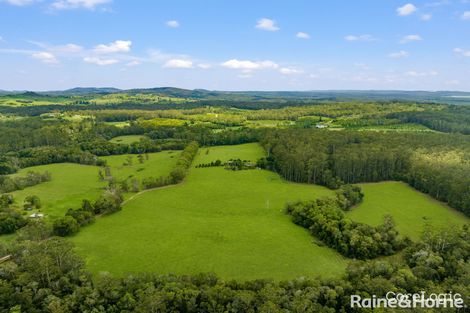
[279,67,303,75]
[405,70,438,77]
[461,11,470,20]
[163,59,193,68]
[421,13,432,21]
[197,63,212,69]
[84,56,119,65]
[32,52,59,64]
[93,40,131,54]
[296,32,310,39]
[53,43,83,53]
[453,47,470,57]
[51,0,111,10]
[400,34,422,43]
[147,50,173,62]
[221,59,279,70]
[255,18,279,31]
[389,50,409,58]
[126,60,141,67]
[3,0,36,5]
[344,34,375,42]
[397,3,417,16]
[166,20,180,28]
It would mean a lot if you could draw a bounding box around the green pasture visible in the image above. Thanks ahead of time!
[9,163,105,218]
[348,181,469,240]
[108,135,147,144]
[99,151,179,183]
[72,144,345,280]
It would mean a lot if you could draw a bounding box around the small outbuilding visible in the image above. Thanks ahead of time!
[29,213,44,219]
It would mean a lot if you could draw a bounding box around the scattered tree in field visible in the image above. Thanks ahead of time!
[23,195,41,210]
[0,194,14,209]
[335,184,364,210]
[94,187,123,215]
[52,216,80,237]
[124,155,133,166]
[104,166,112,177]
[131,178,140,192]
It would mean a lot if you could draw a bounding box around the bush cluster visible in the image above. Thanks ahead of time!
[286,186,406,259]
[0,171,51,193]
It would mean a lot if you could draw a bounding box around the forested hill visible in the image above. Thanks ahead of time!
[3,88,470,105]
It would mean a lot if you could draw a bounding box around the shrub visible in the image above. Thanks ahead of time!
[53,216,79,237]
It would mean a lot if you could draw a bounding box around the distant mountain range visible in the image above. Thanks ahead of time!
[2,87,470,104]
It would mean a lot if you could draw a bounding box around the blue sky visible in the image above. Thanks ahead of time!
[0,0,469,91]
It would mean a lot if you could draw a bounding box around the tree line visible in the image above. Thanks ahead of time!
[141,141,199,188]
[0,171,51,193]
[389,105,470,134]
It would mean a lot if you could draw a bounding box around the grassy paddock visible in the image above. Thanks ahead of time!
[100,151,179,184]
[9,163,106,218]
[109,135,147,144]
[72,144,346,280]
[196,143,265,164]
[347,181,469,240]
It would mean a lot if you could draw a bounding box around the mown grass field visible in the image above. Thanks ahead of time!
[353,123,433,132]
[245,120,295,128]
[108,135,147,144]
[10,163,106,218]
[103,121,131,128]
[196,143,265,164]
[72,143,347,280]
[347,181,469,240]
[100,151,179,184]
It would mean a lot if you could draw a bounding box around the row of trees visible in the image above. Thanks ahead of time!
[0,222,467,312]
[169,141,199,184]
[141,141,199,189]
[0,171,51,193]
[260,129,470,216]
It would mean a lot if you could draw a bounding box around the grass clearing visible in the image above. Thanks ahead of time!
[196,143,265,164]
[353,123,433,132]
[103,121,131,128]
[100,151,179,183]
[72,144,346,280]
[347,181,469,240]
[109,135,147,144]
[245,120,295,128]
[9,163,105,218]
